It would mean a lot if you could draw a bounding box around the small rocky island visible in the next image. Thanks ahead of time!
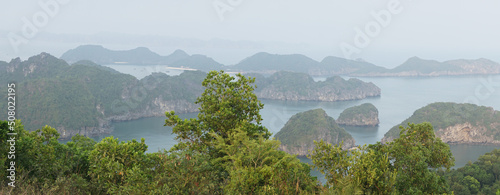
[382,102,500,144]
[274,108,355,156]
[337,103,379,126]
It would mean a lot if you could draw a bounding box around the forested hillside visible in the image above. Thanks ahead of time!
[442,149,500,194]
[0,53,205,139]
[250,71,381,101]
[383,102,500,144]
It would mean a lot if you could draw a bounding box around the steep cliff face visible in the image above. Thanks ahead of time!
[278,133,355,157]
[254,71,381,101]
[57,118,112,139]
[382,122,500,144]
[337,103,379,126]
[275,109,355,157]
[436,123,500,144]
[104,99,199,122]
[382,102,500,144]
[256,85,380,101]
[56,100,199,140]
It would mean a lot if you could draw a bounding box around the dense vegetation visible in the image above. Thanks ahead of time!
[384,102,500,141]
[0,53,206,136]
[337,103,379,126]
[310,123,454,194]
[2,70,494,194]
[0,71,319,194]
[441,149,500,194]
[0,53,382,139]
[275,108,355,155]
[249,71,381,101]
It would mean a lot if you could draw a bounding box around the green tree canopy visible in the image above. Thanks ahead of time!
[165,70,270,153]
[389,122,455,194]
[163,70,318,194]
[310,122,455,194]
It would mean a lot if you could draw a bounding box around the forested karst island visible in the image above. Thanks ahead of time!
[383,102,500,144]
[274,108,355,156]
[61,45,500,77]
[249,71,381,101]
[0,53,205,139]
[337,103,379,126]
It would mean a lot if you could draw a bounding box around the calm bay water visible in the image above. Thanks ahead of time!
[104,64,185,79]
[95,65,500,170]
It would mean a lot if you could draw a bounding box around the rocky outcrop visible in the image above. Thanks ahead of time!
[57,118,112,139]
[56,99,199,140]
[337,103,379,126]
[278,134,355,157]
[382,102,500,145]
[275,109,355,157]
[436,123,500,144]
[105,99,199,122]
[382,122,500,145]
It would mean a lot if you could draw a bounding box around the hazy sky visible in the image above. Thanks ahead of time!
[1,0,499,68]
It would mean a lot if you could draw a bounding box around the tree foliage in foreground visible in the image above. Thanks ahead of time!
[214,128,317,194]
[164,70,318,194]
[310,122,455,194]
[165,70,270,153]
[442,148,500,195]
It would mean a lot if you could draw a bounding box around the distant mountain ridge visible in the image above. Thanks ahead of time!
[60,45,223,72]
[353,57,500,76]
[230,52,320,74]
[60,45,500,76]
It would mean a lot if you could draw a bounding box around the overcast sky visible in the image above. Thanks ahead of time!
[1,0,499,68]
